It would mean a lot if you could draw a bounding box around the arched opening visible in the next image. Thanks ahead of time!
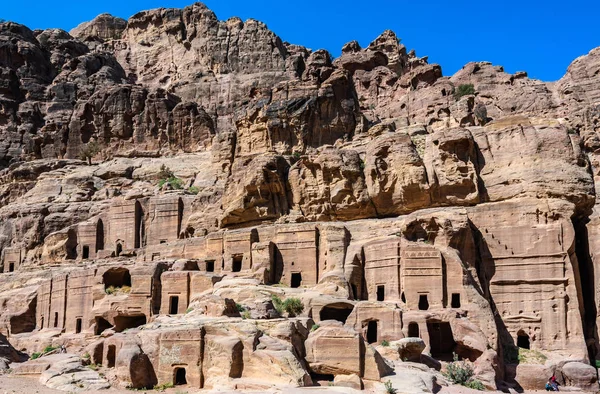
[134,201,144,249]
[177,198,184,239]
[319,303,354,324]
[40,316,44,330]
[408,322,420,338]
[82,246,90,259]
[451,293,461,308]
[169,296,179,315]
[96,219,104,252]
[418,294,429,311]
[367,320,378,344]
[174,367,187,385]
[427,322,456,361]
[401,292,406,303]
[103,268,131,290]
[107,345,116,368]
[291,273,302,288]
[116,243,123,257]
[377,285,385,301]
[114,315,146,332]
[517,330,530,349]
[232,255,242,272]
[76,318,82,334]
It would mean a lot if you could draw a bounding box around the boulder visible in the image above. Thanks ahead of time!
[561,362,598,391]
[334,373,363,390]
[396,337,426,362]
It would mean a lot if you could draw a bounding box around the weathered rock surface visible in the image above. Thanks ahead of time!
[1,3,600,393]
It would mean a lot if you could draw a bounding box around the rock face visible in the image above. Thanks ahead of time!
[0,3,600,393]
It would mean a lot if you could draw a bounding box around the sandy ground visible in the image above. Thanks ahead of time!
[0,375,591,394]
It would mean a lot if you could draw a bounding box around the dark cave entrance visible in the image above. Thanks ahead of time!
[451,293,461,308]
[103,267,131,290]
[95,317,114,335]
[377,285,385,301]
[206,260,215,272]
[291,273,302,288]
[319,303,354,324]
[134,201,144,249]
[367,320,378,344]
[408,322,420,338]
[114,315,146,332]
[177,198,184,239]
[96,219,104,252]
[76,318,82,334]
[169,296,179,315]
[174,367,187,385]
[517,330,530,350]
[419,294,429,310]
[232,255,242,272]
[107,345,116,368]
[427,321,456,361]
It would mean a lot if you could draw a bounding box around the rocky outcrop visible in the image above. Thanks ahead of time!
[1,3,600,393]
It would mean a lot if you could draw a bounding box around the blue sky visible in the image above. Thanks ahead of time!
[2,0,598,81]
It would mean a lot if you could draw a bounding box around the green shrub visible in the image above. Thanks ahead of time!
[271,295,284,315]
[236,303,246,312]
[445,354,474,385]
[43,346,58,354]
[185,307,193,314]
[359,159,365,170]
[293,152,301,160]
[282,297,304,317]
[311,324,320,332]
[153,382,174,391]
[465,379,486,390]
[158,176,183,190]
[30,352,41,360]
[241,310,251,320]
[381,340,390,347]
[444,353,484,389]
[595,359,600,369]
[188,186,200,195]
[454,84,475,99]
[384,380,398,394]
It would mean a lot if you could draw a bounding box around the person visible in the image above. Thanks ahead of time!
[545,376,559,391]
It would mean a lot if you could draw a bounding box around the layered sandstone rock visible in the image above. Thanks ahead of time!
[0,3,600,393]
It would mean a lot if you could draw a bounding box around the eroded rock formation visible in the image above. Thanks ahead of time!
[0,2,600,392]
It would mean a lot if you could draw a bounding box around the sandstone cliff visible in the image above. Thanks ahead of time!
[0,3,599,393]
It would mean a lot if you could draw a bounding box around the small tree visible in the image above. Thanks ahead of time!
[454,84,476,100]
[79,141,100,165]
[282,297,304,317]
[158,164,174,180]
